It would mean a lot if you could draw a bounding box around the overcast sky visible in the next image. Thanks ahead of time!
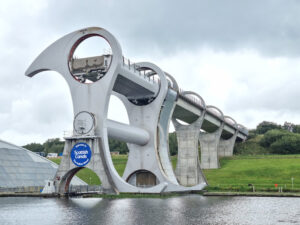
[1,0,300,145]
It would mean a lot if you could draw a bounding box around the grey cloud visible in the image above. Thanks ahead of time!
[225,74,300,114]
[32,0,300,57]
[2,0,300,144]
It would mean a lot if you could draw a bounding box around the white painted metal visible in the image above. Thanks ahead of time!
[25,26,248,194]
[106,119,150,146]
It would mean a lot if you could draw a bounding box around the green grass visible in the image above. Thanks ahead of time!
[50,154,300,192]
[50,158,61,165]
[204,155,300,192]
[111,154,127,176]
[50,155,127,185]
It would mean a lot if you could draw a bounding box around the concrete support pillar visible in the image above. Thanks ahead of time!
[172,92,207,187]
[55,137,116,195]
[218,131,238,157]
[199,124,224,169]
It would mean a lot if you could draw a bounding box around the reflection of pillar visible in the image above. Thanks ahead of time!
[218,131,238,157]
[199,123,224,169]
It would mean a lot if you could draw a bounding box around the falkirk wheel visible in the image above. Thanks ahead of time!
[26,27,248,195]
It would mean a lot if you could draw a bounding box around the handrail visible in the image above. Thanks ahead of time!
[206,105,224,120]
[178,89,205,110]
[224,116,238,128]
[122,56,159,85]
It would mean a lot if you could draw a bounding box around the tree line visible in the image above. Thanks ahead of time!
[235,121,300,155]
[23,133,179,156]
[23,138,64,155]
[25,120,299,156]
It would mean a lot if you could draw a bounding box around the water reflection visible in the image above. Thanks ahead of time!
[69,198,102,209]
[1,196,300,225]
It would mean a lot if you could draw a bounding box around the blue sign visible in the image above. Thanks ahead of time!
[70,142,92,167]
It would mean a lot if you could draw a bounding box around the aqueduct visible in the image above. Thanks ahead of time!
[25,27,248,194]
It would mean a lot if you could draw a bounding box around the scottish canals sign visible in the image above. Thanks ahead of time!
[71,143,92,167]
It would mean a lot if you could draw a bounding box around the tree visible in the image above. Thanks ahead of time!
[109,139,129,154]
[22,143,44,152]
[43,138,65,154]
[21,131,181,156]
[256,121,281,134]
[282,121,294,132]
[259,129,289,148]
[270,133,300,154]
[168,132,178,156]
[293,125,300,134]
[247,129,257,140]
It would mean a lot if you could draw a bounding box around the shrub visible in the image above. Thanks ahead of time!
[256,121,282,134]
[270,133,300,154]
[259,129,289,148]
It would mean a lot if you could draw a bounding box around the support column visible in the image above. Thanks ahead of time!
[55,138,116,195]
[199,106,224,169]
[172,92,207,187]
[218,131,238,157]
[199,125,224,169]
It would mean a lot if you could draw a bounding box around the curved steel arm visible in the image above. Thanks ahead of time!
[135,62,168,100]
[25,27,123,83]
[164,72,179,91]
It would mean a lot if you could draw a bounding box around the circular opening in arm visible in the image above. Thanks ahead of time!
[68,35,113,84]
[128,66,161,106]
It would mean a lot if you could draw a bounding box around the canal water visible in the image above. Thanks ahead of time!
[0,195,300,225]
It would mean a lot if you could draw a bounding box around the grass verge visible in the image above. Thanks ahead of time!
[50,154,300,193]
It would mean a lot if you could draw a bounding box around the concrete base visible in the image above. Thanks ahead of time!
[218,132,238,157]
[42,180,55,194]
[175,129,200,186]
[173,116,207,187]
[54,137,117,195]
[199,125,224,169]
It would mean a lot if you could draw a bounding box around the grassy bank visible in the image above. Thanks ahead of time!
[204,155,300,192]
[50,154,300,193]
[50,156,127,185]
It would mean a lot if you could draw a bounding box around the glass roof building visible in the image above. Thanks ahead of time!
[0,139,85,188]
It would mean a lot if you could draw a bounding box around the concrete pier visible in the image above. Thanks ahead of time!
[199,106,225,169]
[173,92,207,187]
[218,131,238,157]
[54,138,116,195]
[199,105,225,170]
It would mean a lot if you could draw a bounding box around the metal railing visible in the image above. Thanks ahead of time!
[122,56,159,85]
[178,89,248,135]
[120,56,248,136]
[178,88,205,109]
